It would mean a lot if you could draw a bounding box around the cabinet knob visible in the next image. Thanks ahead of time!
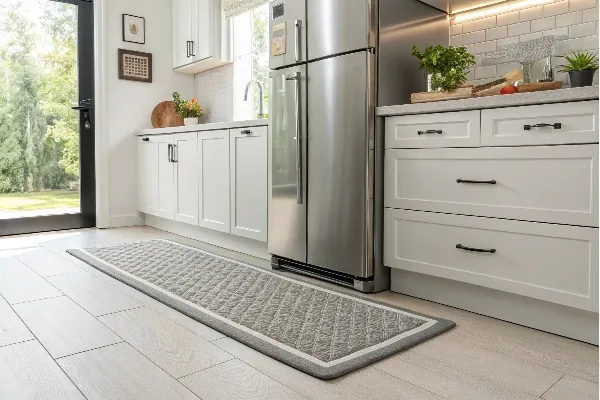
[241,129,252,135]
[142,138,150,142]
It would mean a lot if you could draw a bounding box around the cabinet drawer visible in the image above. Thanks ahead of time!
[384,145,598,226]
[385,110,480,149]
[481,101,598,146]
[384,208,599,311]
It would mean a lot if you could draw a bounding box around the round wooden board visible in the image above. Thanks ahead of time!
[151,101,184,128]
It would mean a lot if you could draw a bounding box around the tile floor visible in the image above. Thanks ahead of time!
[0,227,597,400]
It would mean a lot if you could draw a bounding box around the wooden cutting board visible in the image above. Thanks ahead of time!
[151,101,183,128]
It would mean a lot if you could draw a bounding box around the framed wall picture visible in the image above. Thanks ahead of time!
[118,49,152,83]
[122,14,145,44]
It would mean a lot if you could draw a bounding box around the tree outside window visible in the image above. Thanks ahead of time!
[233,4,269,120]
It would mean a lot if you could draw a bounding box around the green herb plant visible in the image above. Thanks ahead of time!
[411,45,475,92]
[558,51,599,72]
[172,92,204,118]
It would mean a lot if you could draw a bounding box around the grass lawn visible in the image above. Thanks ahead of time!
[0,190,80,212]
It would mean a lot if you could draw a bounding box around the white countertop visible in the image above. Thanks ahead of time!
[138,119,268,136]
[376,86,599,117]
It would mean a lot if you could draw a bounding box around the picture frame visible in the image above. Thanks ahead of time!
[118,49,153,83]
[122,14,145,44]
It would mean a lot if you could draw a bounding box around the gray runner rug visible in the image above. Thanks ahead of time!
[68,239,454,379]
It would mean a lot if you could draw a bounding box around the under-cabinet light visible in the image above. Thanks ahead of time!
[452,0,554,23]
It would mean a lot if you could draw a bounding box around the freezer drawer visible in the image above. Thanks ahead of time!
[306,0,374,60]
[307,51,373,278]
[268,64,308,262]
[269,0,306,70]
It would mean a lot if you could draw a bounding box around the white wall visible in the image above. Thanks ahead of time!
[104,0,194,226]
[451,0,599,86]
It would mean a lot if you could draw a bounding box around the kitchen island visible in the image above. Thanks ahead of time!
[377,86,599,344]
[136,120,269,260]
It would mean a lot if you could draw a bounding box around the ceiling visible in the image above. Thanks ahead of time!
[420,0,508,14]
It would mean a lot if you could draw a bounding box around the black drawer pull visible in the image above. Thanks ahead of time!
[241,129,252,135]
[142,138,150,142]
[456,179,496,185]
[418,129,442,135]
[523,123,561,130]
[456,244,496,254]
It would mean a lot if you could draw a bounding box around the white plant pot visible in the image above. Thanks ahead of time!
[184,118,199,126]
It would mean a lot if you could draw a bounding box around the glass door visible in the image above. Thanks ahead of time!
[0,0,95,236]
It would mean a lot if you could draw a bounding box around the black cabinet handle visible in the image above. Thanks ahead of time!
[418,129,443,135]
[523,123,561,130]
[167,144,173,162]
[171,144,178,163]
[190,41,195,57]
[241,129,252,135]
[456,178,497,184]
[142,138,149,142]
[456,244,496,254]
[186,41,191,58]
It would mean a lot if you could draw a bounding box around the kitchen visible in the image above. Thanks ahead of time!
[0,0,598,399]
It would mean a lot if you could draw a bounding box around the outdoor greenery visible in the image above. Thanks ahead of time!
[411,45,475,91]
[0,0,79,194]
[251,5,269,118]
[0,190,78,211]
[558,51,599,72]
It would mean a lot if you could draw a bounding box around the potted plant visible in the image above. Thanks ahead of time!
[558,51,599,88]
[412,45,475,92]
[173,92,204,125]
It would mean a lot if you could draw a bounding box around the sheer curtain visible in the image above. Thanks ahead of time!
[222,0,270,19]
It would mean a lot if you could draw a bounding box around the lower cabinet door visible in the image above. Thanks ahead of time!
[138,137,159,215]
[198,130,230,232]
[156,136,176,220]
[138,135,175,220]
[230,126,268,242]
[174,132,199,225]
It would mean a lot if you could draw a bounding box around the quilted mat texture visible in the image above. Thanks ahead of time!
[68,240,454,378]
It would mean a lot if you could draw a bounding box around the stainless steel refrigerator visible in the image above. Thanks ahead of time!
[268,0,447,292]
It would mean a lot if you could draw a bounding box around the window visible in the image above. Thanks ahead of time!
[232,4,269,120]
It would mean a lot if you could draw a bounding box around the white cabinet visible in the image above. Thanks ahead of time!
[384,145,599,226]
[230,127,268,241]
[481,101,599,147]
[138,125,268,242]
[198,130,230,232]
[385,110,480,149]
[138,135,175,220]
[173,0,232,73]
[174,133,199,225]
[173,0,193,69]
[384,208,599,312]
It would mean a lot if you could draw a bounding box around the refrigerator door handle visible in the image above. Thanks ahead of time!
[287,72,302,204]
[294,20,303,63]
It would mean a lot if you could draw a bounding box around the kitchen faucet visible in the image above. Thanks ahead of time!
[243,80,265,119]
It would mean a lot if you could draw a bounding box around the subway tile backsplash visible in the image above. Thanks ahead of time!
[450,0,599,86]
[194,64,234,123]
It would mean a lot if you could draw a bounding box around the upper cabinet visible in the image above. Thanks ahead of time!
[173,0,232,73]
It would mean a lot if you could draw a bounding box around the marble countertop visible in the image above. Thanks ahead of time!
[138,119,268,136]
[376,86,599,117]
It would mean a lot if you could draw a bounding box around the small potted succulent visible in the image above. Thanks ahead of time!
[173,92,204,125]
[412,45,475,92]
[558,51,599,88]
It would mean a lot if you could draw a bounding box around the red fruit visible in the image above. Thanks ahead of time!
[500,86,519,95]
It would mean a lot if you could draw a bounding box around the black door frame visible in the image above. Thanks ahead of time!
[0,0,96,236]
